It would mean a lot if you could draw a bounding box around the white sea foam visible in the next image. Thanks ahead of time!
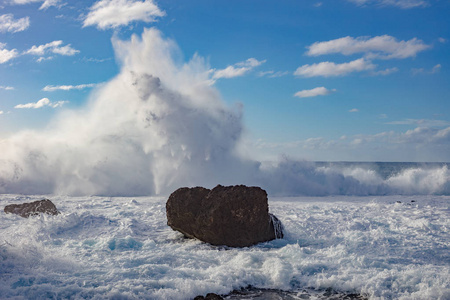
[0,195,448,299]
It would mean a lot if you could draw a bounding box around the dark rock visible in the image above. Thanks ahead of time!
[205,294,223,300]
[166,185,283,247]
[225,286,368,299]
[4,199,60,218]
[193,293,223,300]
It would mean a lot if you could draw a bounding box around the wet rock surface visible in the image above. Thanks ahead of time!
[166,185,283,247]
[4,199,60,218]
[224,287,368,299]
[194,293,224,300]
[194,287,368,300]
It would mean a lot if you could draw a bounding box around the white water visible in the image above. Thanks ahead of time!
[1,195,448,299]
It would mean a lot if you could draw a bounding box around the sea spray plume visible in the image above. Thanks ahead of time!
[0,28,257,196]
[1,29,449,196]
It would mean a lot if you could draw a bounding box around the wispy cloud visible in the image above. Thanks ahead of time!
[25,40,79,56]
[258,70,290,78]
[294,87,336,98]
[212,58,266,79]
[294,58,375,77]
[0,43,18,64]
[42,83,98,91]
[0,85,14,90]
[386,118,450,128]
[348,0,428,9]
[83,0,165,30]
[412,64,441,75]
[9,0,61,10]
[81,57,112,63]
[0,14,30,33]
[370,67,399,76]
[349,108,359,112]
[14,97,68,109]
[306,35,430,59]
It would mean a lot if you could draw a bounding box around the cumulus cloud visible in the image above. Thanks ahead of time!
[294,87,336,98]
[14,97,67,109]
[212,58,266,80]
[294,58,375,77]
[43,83,98,91]
[348,0,428,9]
[9,0,61,10]
[0,14,30,33]
[306,35,430,59]
[0,43,18,64]
[24,40,79,58]
[83,0,165,30]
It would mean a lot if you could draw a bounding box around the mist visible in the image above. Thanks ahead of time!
[0,28,449,197]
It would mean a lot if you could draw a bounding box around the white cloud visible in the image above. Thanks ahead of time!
[81,57,112,63]
[0,43,18,64]
[306,35,430,59]
[386,118,450,128]
[294,58,375,77]
[431,64,441,73]
[42,83,97,91]
[36,56,54,62]
[349,108,359,112]
[370,67,399,76]
[438,37,447,44]
[348,0,428,9]
[14,97,68,109]
[0,14,30,33]
[0,85,14,90]
[294,87,336,98]
[0,110,3,115]
[212,58,266,79]
[412,64,441,75]
[39,0,60,9]
[258,70,290,78]
[9,0,61,10]
[83,0,165,30]
[25,40,79,57]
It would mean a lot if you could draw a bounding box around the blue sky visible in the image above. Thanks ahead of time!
[0,0,449,162]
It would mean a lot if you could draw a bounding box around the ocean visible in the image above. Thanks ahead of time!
[1,162,449,299]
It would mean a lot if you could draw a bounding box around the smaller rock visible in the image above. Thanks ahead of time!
[193,293,223,300]
[4,199,60,218]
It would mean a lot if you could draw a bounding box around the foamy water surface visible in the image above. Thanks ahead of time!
[1,195,448,299]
